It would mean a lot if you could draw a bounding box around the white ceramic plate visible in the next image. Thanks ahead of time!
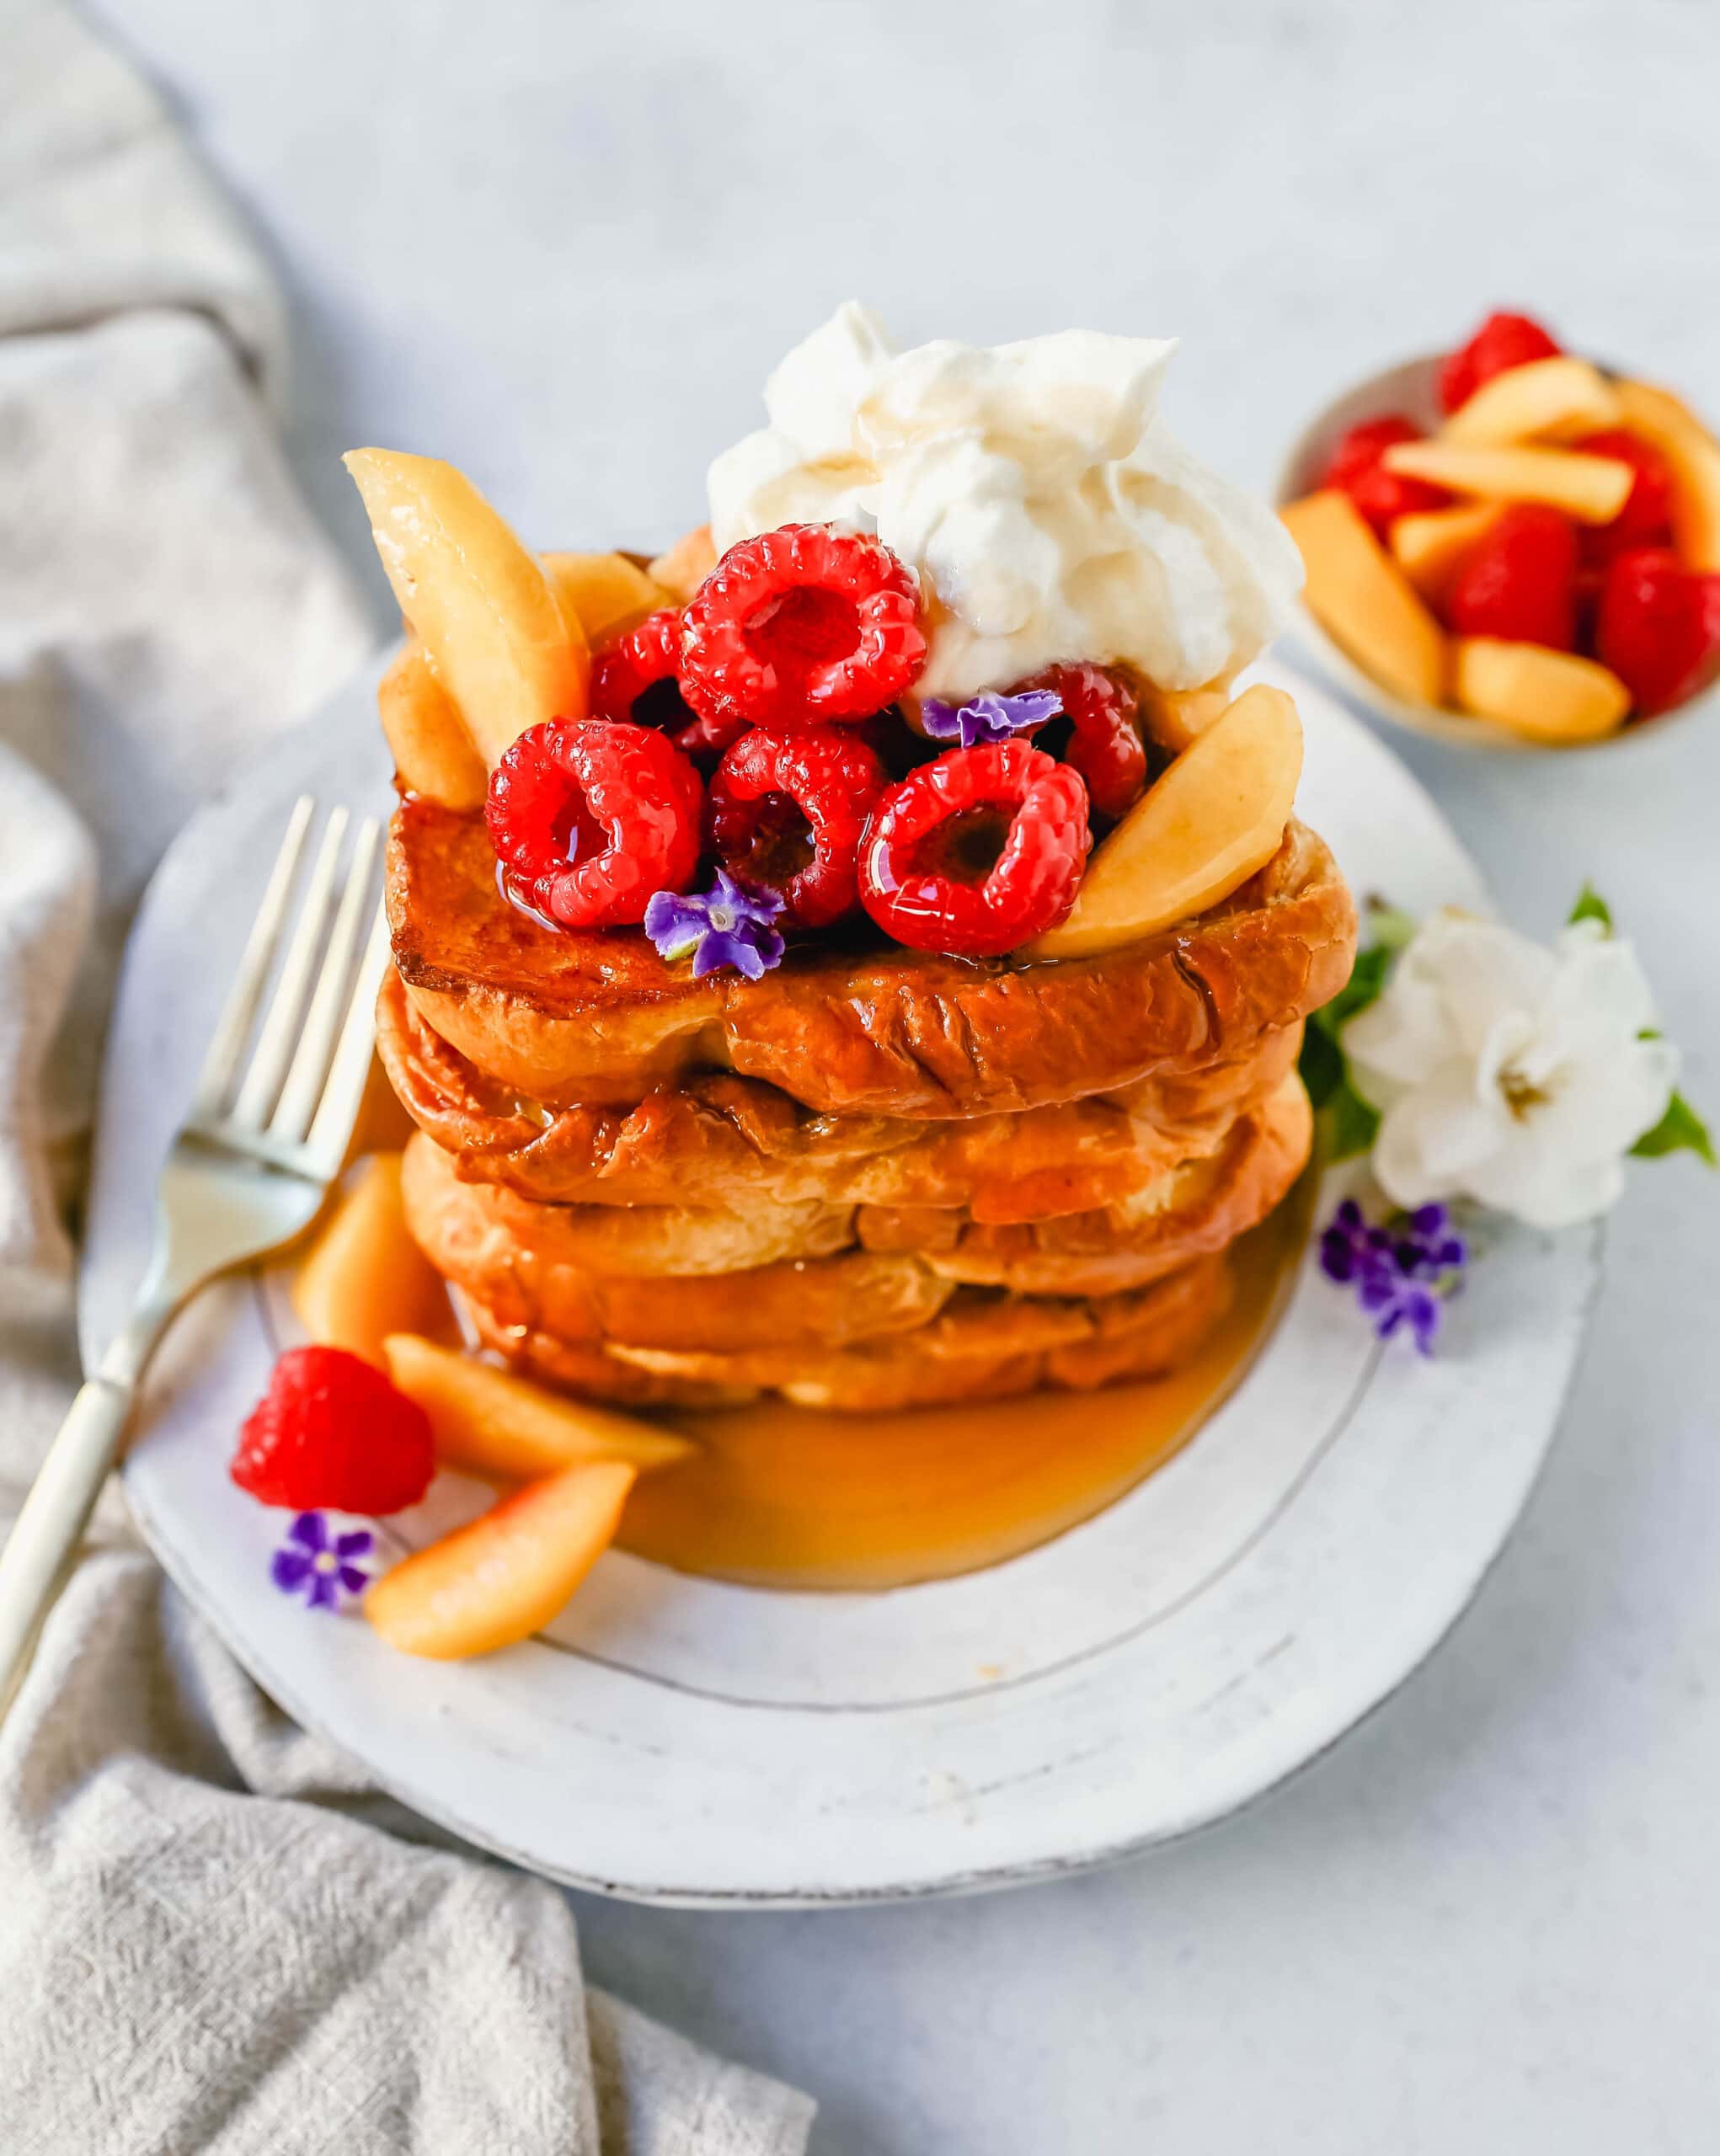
[83,658,1599,1906]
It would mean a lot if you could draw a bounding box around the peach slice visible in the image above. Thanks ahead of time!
[292,1155,456,1366]
[345,449,590,767]
[1389,503,1503,606]
[541,551,666,649]
[1442,355,1621,446]
[648,525,718,602]
[1611,380,1720,571]
[1453,638,1631,743]
[1380,440,1633,524]
[377,642,489,810]
[382,1333,695,1479]
[1135,676,1233,756]
[366,1460,636,1660]
[1023,684,1302,963]
[1281,490,1447,706]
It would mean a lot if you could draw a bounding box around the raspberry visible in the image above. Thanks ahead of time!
[1320,416,1450,536]
[859,740,1091,957]
[1573,430,1677,566]
[232,1346,434,1515]
[486,718,702,930]
[1439,311,1562,415]
[1446,504,1581,648]
[679,525,927,733]
[1594,547,1720,716]
[589,608,744,764]
[707,725,888,928]
[1011,663,1147,820]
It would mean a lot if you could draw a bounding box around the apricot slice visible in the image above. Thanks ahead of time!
[1453,638,1631,743]
[1442,355,1621,446]
[366,1460,636,1659]
[647,525,718,602]
[377,643,489,809]
[541,551,666,648]
[1611,380,1720,571]
[1135,676,1233,755]
[1389,503,1504,606]
[1381,440,1633,524]
[1281,490,1447,706]
[345,449,590,766]
[1023,684,1302,962]
[292,1155,456,1366]
[382,1333,695,1479]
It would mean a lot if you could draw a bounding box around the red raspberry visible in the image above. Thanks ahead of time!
[486,718,702,930]
[679,525,927,733]
[707,725,888,928]
[1446,504,1581,648]
[232,1346,434,1515]
[1320,415,1451,536]
[1594,547,1720,716]
[1011,663,1147,820]
[1572,430,1677,567]
[589,608,744,763]
[1439,311,1562,415]
[859,741,1090,958]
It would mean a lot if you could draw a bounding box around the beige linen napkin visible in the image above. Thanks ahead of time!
[0,5,813,2149]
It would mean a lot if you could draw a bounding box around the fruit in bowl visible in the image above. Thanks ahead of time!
[1279,310,1720,745]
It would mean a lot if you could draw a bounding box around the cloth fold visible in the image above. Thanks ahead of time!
[0,5,812,2148]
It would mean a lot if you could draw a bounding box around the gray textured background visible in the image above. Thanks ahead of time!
[88,2,1720,2147]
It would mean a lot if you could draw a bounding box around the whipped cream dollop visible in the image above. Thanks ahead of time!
[708,302,1302,703]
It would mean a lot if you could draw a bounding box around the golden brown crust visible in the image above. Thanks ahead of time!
[388,800,1354,1116]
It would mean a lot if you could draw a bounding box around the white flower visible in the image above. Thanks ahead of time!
[1342,909,1678,1230]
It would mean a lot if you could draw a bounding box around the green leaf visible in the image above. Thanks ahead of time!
[1568,883,1613,933]
[1631,1090,1717,1166]
[1320,942,1394,1035]
[1298,1021,1345,1110]
[1363,899,1418,953]
[1325,1079,1381,1164]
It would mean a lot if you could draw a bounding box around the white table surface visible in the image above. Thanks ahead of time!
[88,2,1720,2147]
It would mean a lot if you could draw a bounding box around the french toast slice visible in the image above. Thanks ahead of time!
[387,800,1355,1116]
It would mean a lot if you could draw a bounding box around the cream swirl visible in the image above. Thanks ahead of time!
[708,302,1302,702]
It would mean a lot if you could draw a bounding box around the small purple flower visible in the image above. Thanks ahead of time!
[644,867,785,980]
[270,1512,373,1610]
[1319,1198,1467,1355]
[920,687,1062,749]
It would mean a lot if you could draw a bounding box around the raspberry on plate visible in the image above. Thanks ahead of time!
[1594,547,1720,716]
[486,718,702,930]
[1572,430,1677,566]
[679,525,927,733]
[707,724,888,928]
[232,1345,435,1515]
[1439,311,1562,415]
[1319,415,1451,536]
[1446,504,1581,649]
[590,607,744,763]
[1011,663,1148,821]
[858,739,1091,958]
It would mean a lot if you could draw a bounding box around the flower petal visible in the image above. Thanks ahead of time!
[288,1512,328,1554]
[270,1550,313,1594]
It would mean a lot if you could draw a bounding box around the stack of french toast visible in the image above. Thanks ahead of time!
[353,438,1355,1415]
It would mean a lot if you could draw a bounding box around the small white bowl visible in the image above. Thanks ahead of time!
[1273,351,1720,755]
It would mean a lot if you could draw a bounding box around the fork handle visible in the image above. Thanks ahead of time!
[0,1375,136,1721]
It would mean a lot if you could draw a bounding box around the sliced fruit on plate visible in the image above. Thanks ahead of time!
[541,550,667,648]
[648,524,719,603]
[383,1332,696,1479]
[1452,638,1632,743]
[1445,504,1580,650]
[292,1155,457,1367]
[1135,675,1234,755]
[377,643,489,811]
[1379,441,1634,524]
[1389,503,1504,605]
[1439,310,1562,415]
[1610,381,1720,571]
[345,448,590,767]
[1280,490,1447,705]
[365,1460,638,1660]
[1023,683,1302,962]
[1594,547,1720,716]
[1441,355,1621,446]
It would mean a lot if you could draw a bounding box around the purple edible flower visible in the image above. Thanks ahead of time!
[1319,1198,1467,1355]
[644,867,785,980]
[920,687,1062,749]
[270,1512,373,1610]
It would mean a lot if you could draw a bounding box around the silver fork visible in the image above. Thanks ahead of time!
[0,797,390,1719]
